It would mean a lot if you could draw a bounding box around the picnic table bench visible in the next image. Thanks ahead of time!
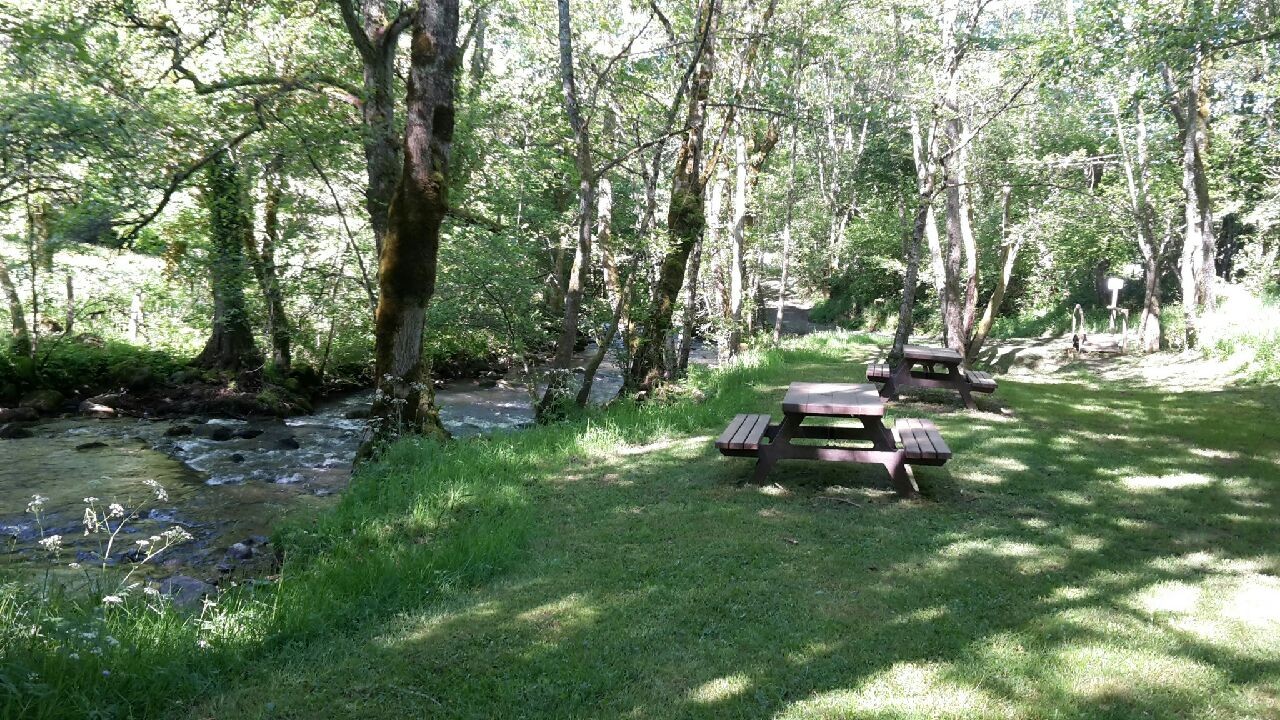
[866,344,996,410]
[715,382,951,497]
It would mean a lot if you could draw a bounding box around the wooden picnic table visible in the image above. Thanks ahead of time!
[866,344,997,410]
[715,381,951,497]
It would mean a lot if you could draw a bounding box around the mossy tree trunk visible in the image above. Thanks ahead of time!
[0,252,30,358]
[196,151,261,372]
[627,0,719,392]
[364,0,459,453]
[250,154,292,373]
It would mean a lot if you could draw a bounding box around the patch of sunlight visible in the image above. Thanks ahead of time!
[777,662,1011,719]
[1131,581,1202,616]
[758,507,784,518]
[986,455,1029,473]
[1069,534,1104,552]
[936,539,1063,574]
[1111,516,1153,530]
[615,435,711,457]
[1222,576,1280,628]
[1121,472,1216,491]
[759,483,790,497]
[1048,585,1095,603]
[688,674,751,704]
[394,601,503,646]
[785,641,835,666]
[1053,490,1093,506]
[1169,615,1225,642]
[1020,516,1051,530]
[1056,645,1223,700]
[516,593,598,633]
[893,605,948,625]
[1190,447,1240,460]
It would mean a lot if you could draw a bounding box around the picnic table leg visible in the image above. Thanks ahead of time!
[883,451,920,497]
[948,365,977,410]
[751,412,800,484]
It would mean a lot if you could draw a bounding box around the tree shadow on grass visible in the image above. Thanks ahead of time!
[196,360,1280,719]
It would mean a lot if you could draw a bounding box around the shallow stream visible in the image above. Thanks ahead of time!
[1,345,715,578]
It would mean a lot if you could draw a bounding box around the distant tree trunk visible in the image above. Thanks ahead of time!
[966,185,1021,362]
[128,290,143,343]
[196,151,261,372]
[539,0,596,417]
[0,254,30,357]
[63,273,74,335]
[908,110,943,350]
[1113,90,1167,352]
[774,128,797,344]
[364,0,459,452]
[577,264,632,407]
[251,155,292,372]
[727,133,747,355]
[627,0,719,392]
[892,182,936,363]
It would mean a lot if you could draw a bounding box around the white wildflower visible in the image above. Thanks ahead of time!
[142,587,160,597]
[26,495,47,513]
[161,526,193,544]
[105,636,120,647]
[196,639,210,649]
[68,652,79,660]
[136,539,150,547]
[83,497,99,504]
[101,595,123,606]
[37,535,62,552]
[81,631,98,640]
[107,503,125,518]
[68,562,81,570]
[143,480,168,502]
[83,508,100,534]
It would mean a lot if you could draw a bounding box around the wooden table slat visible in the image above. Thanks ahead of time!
[782,382,885,417]
[716,414,748,448]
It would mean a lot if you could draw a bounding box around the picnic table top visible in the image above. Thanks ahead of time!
[782,382,886,417]
[903,344,963,363]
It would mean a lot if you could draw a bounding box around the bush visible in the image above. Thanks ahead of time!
[0,336,185,404]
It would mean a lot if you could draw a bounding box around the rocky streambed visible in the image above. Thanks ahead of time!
[1,343,717,598]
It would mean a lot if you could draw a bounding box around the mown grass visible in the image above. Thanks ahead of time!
[6,332,1280,719]
[187,332,1280,719]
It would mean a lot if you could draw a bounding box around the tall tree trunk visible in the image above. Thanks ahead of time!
[627,0,719,392]
[1163,49,1216,349]
[1113,89,1166,352]
[539,0,596,417]
[0,253,30,357]
[911,110,946,343]
[966,185,1021,361]
[128,290,143,343]
[338,0,416,261]
[251,155,292,372]
[365,0,459,452]
[727,133,747,355]
[677,238,702,371]
[774,125,798,344]
[196,151,261,372]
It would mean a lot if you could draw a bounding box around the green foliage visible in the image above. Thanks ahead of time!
[0,337,184,404]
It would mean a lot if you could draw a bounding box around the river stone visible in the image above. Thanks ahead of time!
[208,426,233,441]
[278,436,300,450]
[164,424,193,437]
[0,423,33,439]
[232,428,263,439]
[19,389,63,414]
[78,400,117,418]
[229,453,245,463]
[75,441,109,451]
[226,542,254,560]
[0,406,38,423]
[343,407,371,420]
[159,575,214,610]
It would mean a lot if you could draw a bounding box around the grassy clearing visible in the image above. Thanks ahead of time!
[180,332,1280,720]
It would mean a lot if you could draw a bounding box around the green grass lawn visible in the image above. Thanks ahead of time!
[181,332,1280,719]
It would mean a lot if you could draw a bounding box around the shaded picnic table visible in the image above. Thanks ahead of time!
[867,344,997,410]
[715,381,950,496]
